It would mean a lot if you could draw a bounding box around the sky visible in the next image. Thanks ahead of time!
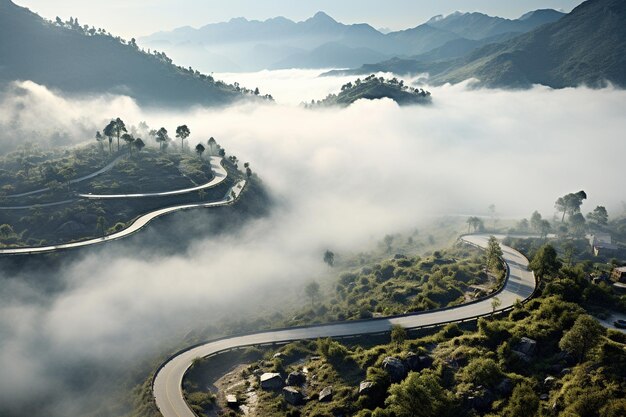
[15,0,583,38]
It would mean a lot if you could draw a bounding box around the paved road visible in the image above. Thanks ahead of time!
[5,155,125,199]
[78,156,227,199]
[0,180,246,256]
[152,234,536,417]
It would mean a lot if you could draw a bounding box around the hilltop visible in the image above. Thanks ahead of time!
[0,0,271,106]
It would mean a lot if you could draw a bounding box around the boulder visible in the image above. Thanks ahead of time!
[359,381,374,395]
[540,394,549,401]
[465,387,494,412]
[405,352,421,371]
[283,386,304,405]
[272,352,285,359]
[383,357,407,382]
[319,386,333,402]
[260,373,283,390]
[226,394,238,408]
[511,350,532,363]
[514,337,537,356]
[418,355,434,370]
[286,371,306,386]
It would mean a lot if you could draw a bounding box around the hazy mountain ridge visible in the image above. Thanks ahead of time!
[0,0,265,106]
[326,0,625,90]
[139,9,564,72]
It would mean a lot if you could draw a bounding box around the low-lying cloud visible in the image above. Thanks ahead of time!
[1,70,625,416]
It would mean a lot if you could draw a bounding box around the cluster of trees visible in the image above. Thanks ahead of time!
[339,74,431,97]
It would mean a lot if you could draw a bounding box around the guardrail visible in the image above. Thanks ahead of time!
[152,234,539,417]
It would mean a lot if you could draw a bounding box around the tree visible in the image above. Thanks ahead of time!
[466,216,483,233]
[156,127,169,151]
[95,131,105,154]
[385,372,448,417]
[198,189,207,201]
[491,296,502,316]
[555,190,587,222]
[530,211,543,232]
[539,219,551,239]
[207,137,217,155]
[305,281,320,307]
[218,148,226,157]
[59,166,76,190]
[244,162,252,178]
[559,314,605,363]
[323,250,335,267]
[103,121,115,154]
[176,125,191,152]
[384,234,394,252]
[121,133,135,156]
[485,236,503,274]
[0,224,15,238]
[134,138,145,154]
[569,212,586,236]
[390,325,407,346]
[112,117,127,152]
[195,143,205,158]
[587,206,608,227]
[529,244,561,280]
[503,383,539,417]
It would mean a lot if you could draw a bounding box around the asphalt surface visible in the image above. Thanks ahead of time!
[0,180,246,255]
[152,234,536,417]
[78,156,226,199]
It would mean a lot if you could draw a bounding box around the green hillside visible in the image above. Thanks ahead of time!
[0,0,270,106]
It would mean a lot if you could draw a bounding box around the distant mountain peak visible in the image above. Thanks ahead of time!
[309,11,337,23]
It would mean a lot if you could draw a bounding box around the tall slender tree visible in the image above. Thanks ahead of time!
[103,121,115,154]
[156,128,169,152]
[195,143,205,158]
[112,118,127,152]
[207,137,217,155]
[121,133,135,156]
[176,125,191,152]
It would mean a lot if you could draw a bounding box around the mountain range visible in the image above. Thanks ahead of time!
[139,9,566,72]
[327,0,626,89]
[0,0,259,107]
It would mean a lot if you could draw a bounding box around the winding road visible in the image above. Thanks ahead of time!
[78,156,227,199]
[4,154,126,199]
[0,180,246,255]
[152,234,536,417]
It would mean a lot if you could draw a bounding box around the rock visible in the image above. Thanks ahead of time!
[273,352,285,359]
[544,376,557,387]
[511,350,532,363]
[560,368,572,376]
[226,394,238,408]
[359,381,374,395]
[496,378,514,396]
[283,386,304,405]
[382,357,407,382]
[260,373,283,390]
[405,352,421,371]
[465,387,494,412]
[286,371,306,386]
[514,337,537,356]
[540,394,549,401]
[319,386,333,402]
[418,355,433,370]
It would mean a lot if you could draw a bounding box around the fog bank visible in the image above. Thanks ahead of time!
[1,70,625,416]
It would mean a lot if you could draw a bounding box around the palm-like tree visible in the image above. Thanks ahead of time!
[112,118,127,152]
[95,131,105,154]
[176,125,191,152]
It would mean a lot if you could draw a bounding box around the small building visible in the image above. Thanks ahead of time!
[589,233,618,256]
[611,266,626,283]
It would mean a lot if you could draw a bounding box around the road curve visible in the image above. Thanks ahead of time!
[78,156,227,199]
[0,180,246,256]
[153,234,536,417]
[5,155,126,199]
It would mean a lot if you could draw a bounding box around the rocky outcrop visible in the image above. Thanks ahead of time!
[260,373,283,390]
[283,386,304,405]
[514,337,537,356]
[382,357,407,382]
[359,381,374,395]
[286,371,306,386]
[319,386,333,402]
